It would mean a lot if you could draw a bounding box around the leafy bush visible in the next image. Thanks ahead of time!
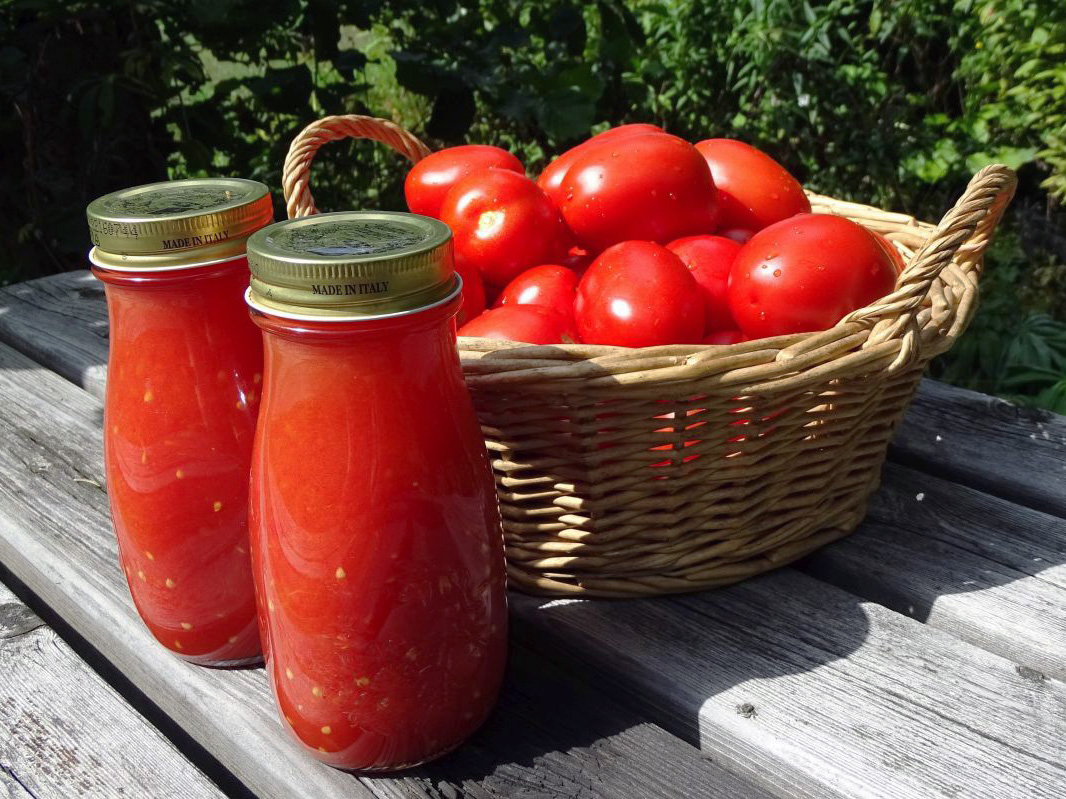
[930,230,1066,413]
[0,0,418,283]
[956,0,1066,202]
[1,0,1063,407]
[381,0,1063,215]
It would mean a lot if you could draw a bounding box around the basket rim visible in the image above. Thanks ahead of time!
[458,188,936,357]
[454,174,1014,393]
[279,113,1018,598]
[279,114,1017,385]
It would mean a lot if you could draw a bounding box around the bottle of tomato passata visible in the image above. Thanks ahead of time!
[245,212,507,770]
[87,179,272,666]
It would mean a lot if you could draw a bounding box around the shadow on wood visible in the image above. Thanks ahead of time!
[0,337,771,798]
[800,461,1066,681]
[2,270,1066,798]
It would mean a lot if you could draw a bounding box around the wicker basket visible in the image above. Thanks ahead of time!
[282,115,1017,598]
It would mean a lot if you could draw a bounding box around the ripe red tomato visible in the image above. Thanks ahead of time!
[695,139,810,232]
[457,305,577,345]
[494,264,579,324]
[453,254,486,326]
[439,168,571,288]
[404,145,523,219]
[703,329,746,345]
[728,214,898,339]
[575,241,704,347]
[537,123,663,208]
[559,133,720,252]
[872,231,907,275]
[666,234,742,333]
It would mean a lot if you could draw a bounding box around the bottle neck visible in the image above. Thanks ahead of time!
[91,256,250,289]
[253,295,467,404]
[249,295,462,344]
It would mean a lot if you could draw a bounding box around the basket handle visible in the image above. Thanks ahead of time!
[282,117,1016,374]
[281,115,433,219]
[845,163,1017,370]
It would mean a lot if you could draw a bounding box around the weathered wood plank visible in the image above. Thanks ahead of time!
[5,270,1066,798]
[0,340,770,799]
[512,574,1066,799]
[891,379,1066,516]
[409,643,770,799]
[800,461,1066,682]
[0,271,109,400]
[0,581,226,798]
[5,272,1064,518]
[1,581,50,799]
[0,769,34,799]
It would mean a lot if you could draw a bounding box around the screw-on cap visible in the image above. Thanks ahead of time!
[87,178,273,269]
[245,212,456,318]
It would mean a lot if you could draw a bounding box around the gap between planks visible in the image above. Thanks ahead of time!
[4,271,1066,797]
[891,378,1066,517]
[0,338,769,799]
[3,270,1065,521]
[5,271,1066,686]
[0,579,226,799]
[799,460,1066,682]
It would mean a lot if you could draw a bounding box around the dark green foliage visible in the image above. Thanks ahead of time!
[0,0,409,283]
[930,231,1066,413]
[1,0,1064,406]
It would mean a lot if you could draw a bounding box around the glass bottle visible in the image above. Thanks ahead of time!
[87,179,272,665]
[245,212,507,770]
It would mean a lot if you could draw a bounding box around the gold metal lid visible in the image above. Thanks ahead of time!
[245,211,457,318]
[86,178,273,268]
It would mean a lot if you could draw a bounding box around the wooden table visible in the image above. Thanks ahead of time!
[0,270,1063,799]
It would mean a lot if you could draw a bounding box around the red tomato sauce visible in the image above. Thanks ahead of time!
[248,295,507,770]
[94,259,263,665]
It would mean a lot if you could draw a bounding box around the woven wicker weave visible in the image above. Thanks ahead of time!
[283,114,1017,597]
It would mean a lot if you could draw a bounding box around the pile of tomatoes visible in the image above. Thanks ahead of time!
[404,124,904,347]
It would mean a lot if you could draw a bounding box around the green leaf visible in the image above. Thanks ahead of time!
[1001,368,1063,388]
[869,6,883,36]
[1014,58,1043,79]
[598,0,641,62]
[391,51,459,95]
[534,65,604,140]
[966,146,1038,173]
[1040,383,1066,414]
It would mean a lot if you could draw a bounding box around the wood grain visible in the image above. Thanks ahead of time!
[407,642,770,799]
[801,461,1066,682]
[0,339,767,799]
[6,272,1064,518]
[0,769,33,799]
[0,581,225,798]
[0,271,109,400]
[4,270,1066,797]
[512,573,1066,799]
[892,379,1066,516]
